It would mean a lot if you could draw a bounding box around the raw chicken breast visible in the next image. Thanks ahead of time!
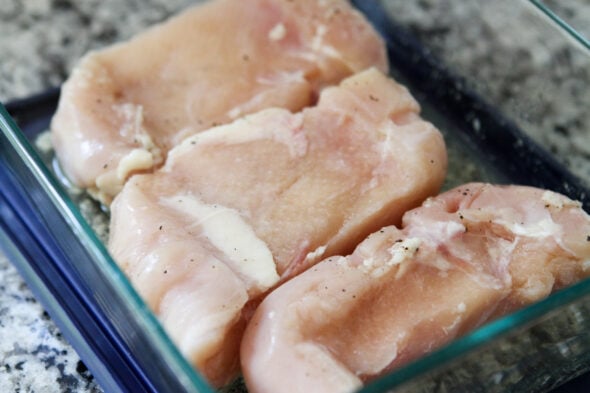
[51,0,388,204]
[108,68,447,387]
[241,183,590,393]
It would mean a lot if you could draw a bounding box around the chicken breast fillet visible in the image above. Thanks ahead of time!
[241,183,590,393]
[51,0,388,204]
[108,68,447,387]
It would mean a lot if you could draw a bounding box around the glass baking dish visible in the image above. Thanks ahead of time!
[1,1,589,392]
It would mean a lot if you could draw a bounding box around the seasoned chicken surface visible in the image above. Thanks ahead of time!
[108,68,447,387]
[241,183,590,393]
[51,0,388,204]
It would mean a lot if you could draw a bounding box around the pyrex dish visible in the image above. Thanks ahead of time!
[533,0,590,48]
[1,1,589,392]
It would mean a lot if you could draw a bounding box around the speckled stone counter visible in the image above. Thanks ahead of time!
[0,259,98,392]
[0,1,588,392]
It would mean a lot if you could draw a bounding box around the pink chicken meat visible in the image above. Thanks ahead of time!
[108,68,447,387]
[50,0,388,203]
[241,183,590,393]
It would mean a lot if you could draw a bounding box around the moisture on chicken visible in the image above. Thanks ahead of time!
[241,183,590,393]
[50,0,388,204]
[108,68,447,387]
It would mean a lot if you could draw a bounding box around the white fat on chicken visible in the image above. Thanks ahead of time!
[50,0,388,204]
[160,195,279,294]
[108,68,447,387]
[241,183,590,393]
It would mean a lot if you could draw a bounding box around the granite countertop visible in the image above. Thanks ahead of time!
[0,1,589,392]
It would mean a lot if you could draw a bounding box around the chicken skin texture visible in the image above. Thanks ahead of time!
[51,0,388,204]
[108,68,446,387]
[241,183,590,393]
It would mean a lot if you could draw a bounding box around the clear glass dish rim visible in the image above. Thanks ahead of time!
[0,1,588,391]
[359,1,590,388]
[0,105,212,392]
[3,101,590,392]
[528,0,590,50]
